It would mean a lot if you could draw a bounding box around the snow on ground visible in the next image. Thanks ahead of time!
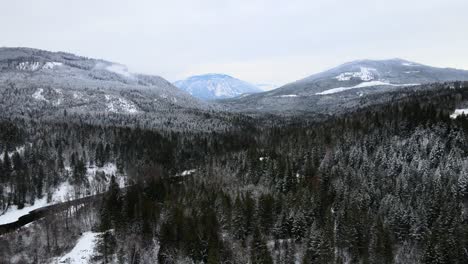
[276,94,298,98]
[32,88,47,101]
[0,145,26,161]
[335,67,376,81]
[0,163,124,225]
[43,62,63,69]
[402,62,419,67]
[105,95,139,114]
[16,61,62,71]
[88,163,127,189]
[52,182,76,202]
[56,232,100,264]
[316,81,419,95]
[177,169,196,177]
[0,198,48,225]
[17,61,41,71]
[450,109,468,119]
[0,182,78,225]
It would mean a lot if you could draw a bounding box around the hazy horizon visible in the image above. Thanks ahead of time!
[2,0,467,88]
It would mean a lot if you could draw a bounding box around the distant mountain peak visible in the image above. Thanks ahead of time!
[174,73,263,100]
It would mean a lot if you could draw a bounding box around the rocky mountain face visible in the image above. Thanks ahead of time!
[174,73,262,100]
[221,58,468,114]
[0,47,206,117]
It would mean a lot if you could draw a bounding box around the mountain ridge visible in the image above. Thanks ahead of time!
[221,58,468,114]
[0,47,206,114]
[174,73,263,100]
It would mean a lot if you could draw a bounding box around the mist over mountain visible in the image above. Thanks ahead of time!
[0,48,257,131]
[0,47,204,112]
[222,58,468,114]
[174,73,262,100]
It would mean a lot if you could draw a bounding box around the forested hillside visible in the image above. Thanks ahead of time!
[1,83,468,263]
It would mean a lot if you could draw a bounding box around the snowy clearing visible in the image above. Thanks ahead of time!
[17,61,41,71]
[316,81,419,95]
[335,67,376,81]
[16,61,62,71]
[0,181,84,225]
[32,88,47,101]
[0,163,124,225]
[105,95,139,114]
[0,198,48,225]
[450,109,468,119]
[56,231,100,264]
[43,62,63,69]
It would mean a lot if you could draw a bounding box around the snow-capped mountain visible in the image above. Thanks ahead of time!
[222,58,468,114]
[0,47,207,117]
[174,74,262,100]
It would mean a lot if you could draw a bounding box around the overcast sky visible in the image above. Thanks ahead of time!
[1,0,467,87]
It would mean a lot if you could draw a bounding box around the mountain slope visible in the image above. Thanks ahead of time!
[222,58,468,114]
[174,73,262,100]
[0,47,206,117]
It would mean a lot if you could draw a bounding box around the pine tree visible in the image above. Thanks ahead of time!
[250,227,273,264]
[303,225,332,264]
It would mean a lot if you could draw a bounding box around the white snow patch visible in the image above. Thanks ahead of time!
[52,182,76,202]
[402,62,418,67]
[58,231,100,264]
[0,181,82,225]
[43,62,63,69]
[335,67,376,81]
[17,61,41,71]
[86,163,126,188]
[450,109,468,119]
[72,92,82,99]
[178,169,196,177]
[86,163,118,178]
[316,81,419,95]
[0,198,48,225]
[105,95,139,114]
[0,145,26,161]
[276,94,298,98]
[16,61,62,71]
[32,88,47,101]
